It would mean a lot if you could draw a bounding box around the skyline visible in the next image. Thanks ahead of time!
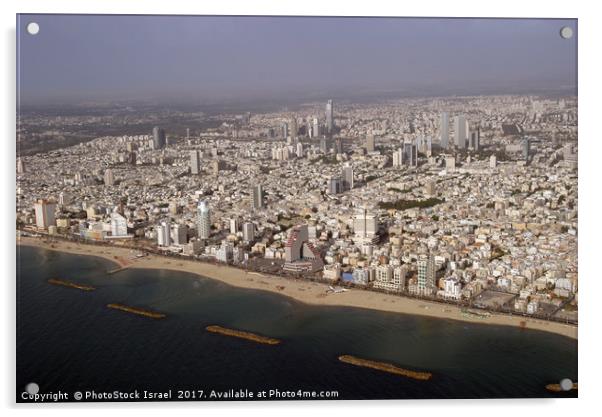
[17,15,577,105]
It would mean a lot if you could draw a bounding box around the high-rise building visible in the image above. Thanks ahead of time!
[454,116,466,149]
[242,222,255,242]
[353,208,378,239]
[229,218,239,235]
[417,254,436,294]
[312,117,320,138]
[34,199,56,229]
[365,134,375,152]
[171,223,188,245]
[110,211,128,237]
[197,200,211,239]
[342,163,354,191]
[152,126,166,149]
[440,112,449,149]
[296,142,304,158]
[392,148,403,167]
[157,219,171,246]
[252,184,264,210]
[281,122,289,139]
[290,117,298,140]
[328,177,343,194]
[470,127,481,151]
[402,142,418,167]
[190,150,201,175]
[104,169,115,186]
[522,138,530,161]
[325,99,334,134]
[17,157,25,174]
[489,154,497,168]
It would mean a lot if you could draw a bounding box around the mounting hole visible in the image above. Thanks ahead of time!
[559,378,573,391]
[26,22,40,35]
[560,26,573,39]
[25,382,39,395]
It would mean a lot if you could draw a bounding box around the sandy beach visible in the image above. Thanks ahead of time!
[17,236,577,339]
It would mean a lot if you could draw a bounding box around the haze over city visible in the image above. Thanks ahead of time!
[18,15,577,105]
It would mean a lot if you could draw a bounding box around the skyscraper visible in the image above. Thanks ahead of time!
[353,208,378,239]
[281,122,289,139]
[522,137,530,162]
[402,142,418,167]
[197,200,211,239]
[171,223,188,245]
[440,112,449,149]
[470,127,480,151]
[392,148,402,167]
[325,99,334,134]
[252,184,264,210]
[342,163,354,191]
[417,254,436,294]
[110,211,128,237]
[152,126,166,149]
[454,116,466,149]
[34,199,56,230]
[365,134,375,152]
[290,117,298,140]
[242,222,255,242]
[190,150,200,175]
[312,117,320,138]
[103,169,115,186]
[17,157,25,174]
[328,177,343,194]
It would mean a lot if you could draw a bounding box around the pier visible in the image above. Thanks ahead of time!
[205,325,281,345]
[338,355,432,381]
[107,265,131,275]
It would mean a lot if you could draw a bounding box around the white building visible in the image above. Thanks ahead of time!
[110,211,128,237]
[443,277,462,300]
[197,200,211,239]
[34,199,57,230]
[353,208,378,240]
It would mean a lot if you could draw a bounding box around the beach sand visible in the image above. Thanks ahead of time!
[17,236,577,339]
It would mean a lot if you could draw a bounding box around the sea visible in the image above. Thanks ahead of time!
[16,245,578,401]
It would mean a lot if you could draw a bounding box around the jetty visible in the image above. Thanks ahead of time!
[338,355,432,381]
[48,278,96,291]
[107,303,166,319]
[205,325,281,345]
[107,265,131,275]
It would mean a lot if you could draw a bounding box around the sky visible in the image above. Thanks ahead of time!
[17,15,577,105]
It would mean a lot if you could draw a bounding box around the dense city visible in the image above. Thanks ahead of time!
[16,95,578,323]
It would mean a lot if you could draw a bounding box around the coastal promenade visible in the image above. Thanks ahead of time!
[17,236,577,339]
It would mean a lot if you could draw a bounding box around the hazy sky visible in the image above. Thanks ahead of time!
[17,15,577,105]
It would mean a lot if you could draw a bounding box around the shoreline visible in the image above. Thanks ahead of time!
[17,236,577,340]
